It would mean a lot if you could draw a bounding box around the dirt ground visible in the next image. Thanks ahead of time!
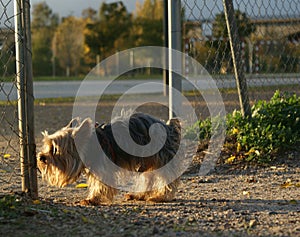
[1,90,300,237]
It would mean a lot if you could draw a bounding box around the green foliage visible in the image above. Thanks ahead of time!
[187,91,300,163]
[258,41,300,73]
[0,36,15,77]
[0,195,22,218]
[132,0,163,46]
[28,1,174,76]
[237,91,300,161]
[31,2,59,76]
[84,1,133,63]
[213,10,256,39]
[207,10,255,74]
[185,119,212,141]
[53,16,85,76]
[132,19,163,46]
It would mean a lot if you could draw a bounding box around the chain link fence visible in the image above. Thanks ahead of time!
[182,0,300,114]
[0,0,20,193]
[0,0,37,198]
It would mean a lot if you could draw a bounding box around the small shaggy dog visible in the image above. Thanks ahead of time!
[37,112,182,205]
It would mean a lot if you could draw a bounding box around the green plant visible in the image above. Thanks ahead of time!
[236,90,300,162]
[186,90,300,163]
[184,119,211,141]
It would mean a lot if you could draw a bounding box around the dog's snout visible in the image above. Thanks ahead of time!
[38,154,47,164]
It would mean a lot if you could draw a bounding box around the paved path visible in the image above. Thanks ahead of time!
[1,77,299,101]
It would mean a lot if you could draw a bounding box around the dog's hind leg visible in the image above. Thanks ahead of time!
[125,175,180,202]
[80,173,117,205]
[145,178,180,202]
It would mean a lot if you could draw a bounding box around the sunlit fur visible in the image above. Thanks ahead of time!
[37,113,181,205]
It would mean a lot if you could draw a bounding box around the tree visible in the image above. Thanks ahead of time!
[0,30,15,76]
[82,7,97,21]
[135,0,163,20]
[211,10,255,73]
[31,2,59,76]
[53,16,85,76]
[84,1,132,70]
[31,2,59,29]
[213,10,255,39]
[132,0,164,46]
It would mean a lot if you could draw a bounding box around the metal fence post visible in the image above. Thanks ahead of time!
[223,0,251,117]
[14,0,38,198]
[15,0,29,194]
[24,0,38,199]
[163,0,169,96]
[168,0,182,119]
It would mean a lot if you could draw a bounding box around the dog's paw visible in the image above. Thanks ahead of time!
[79,199,93,206]
[124,193,134,201]
[146,196,174,203]
[124,193,146,201]
[79,199,102,206]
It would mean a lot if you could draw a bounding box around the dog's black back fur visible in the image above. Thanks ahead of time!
[95,113,180,171]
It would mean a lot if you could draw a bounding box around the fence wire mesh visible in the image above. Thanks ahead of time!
[182,0,300,113]
[0,0,22,193]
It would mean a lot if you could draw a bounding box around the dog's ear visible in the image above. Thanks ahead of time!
[72,118,93,158]
[72,118,93,142]
[41,131,48,137]
[65,117,81,129]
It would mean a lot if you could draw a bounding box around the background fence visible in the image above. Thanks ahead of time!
[0,0,299,197]
[182,0,300,116]
[0,0,37,198]
[0,0,19,193]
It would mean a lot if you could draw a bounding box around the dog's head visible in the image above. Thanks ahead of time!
[37,118,93,187]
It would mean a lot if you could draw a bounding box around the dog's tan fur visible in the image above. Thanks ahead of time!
[37,113,181,205]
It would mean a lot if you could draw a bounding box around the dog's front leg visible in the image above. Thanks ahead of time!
[80,173,117,205]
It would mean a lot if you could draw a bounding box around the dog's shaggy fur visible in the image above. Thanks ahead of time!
[37,112,181,205]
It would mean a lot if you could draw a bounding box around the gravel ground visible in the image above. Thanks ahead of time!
[1,99,300,237]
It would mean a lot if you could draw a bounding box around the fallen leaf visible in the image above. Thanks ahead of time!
[62,209,69,214]
[286,178,292,183]
[32,200,41,205]
[249,219,256,228]
[245,148,255,155]
[81,216,88,223]
[3,154,11,159]
[76,183,88,188]
[281,183,292,188]
[81,215,95,224]
[294,182,300,188]
[281,179,293,188]
[237,143,242,152]
[62,209,76,214]
[226,155,236,164]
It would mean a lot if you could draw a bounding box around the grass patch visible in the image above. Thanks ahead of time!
[32,74,162,82]
[35,97,76,104]
[33,76,84,81]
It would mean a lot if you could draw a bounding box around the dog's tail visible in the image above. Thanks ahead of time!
[167,117,181,129]
[166,118,181,142]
